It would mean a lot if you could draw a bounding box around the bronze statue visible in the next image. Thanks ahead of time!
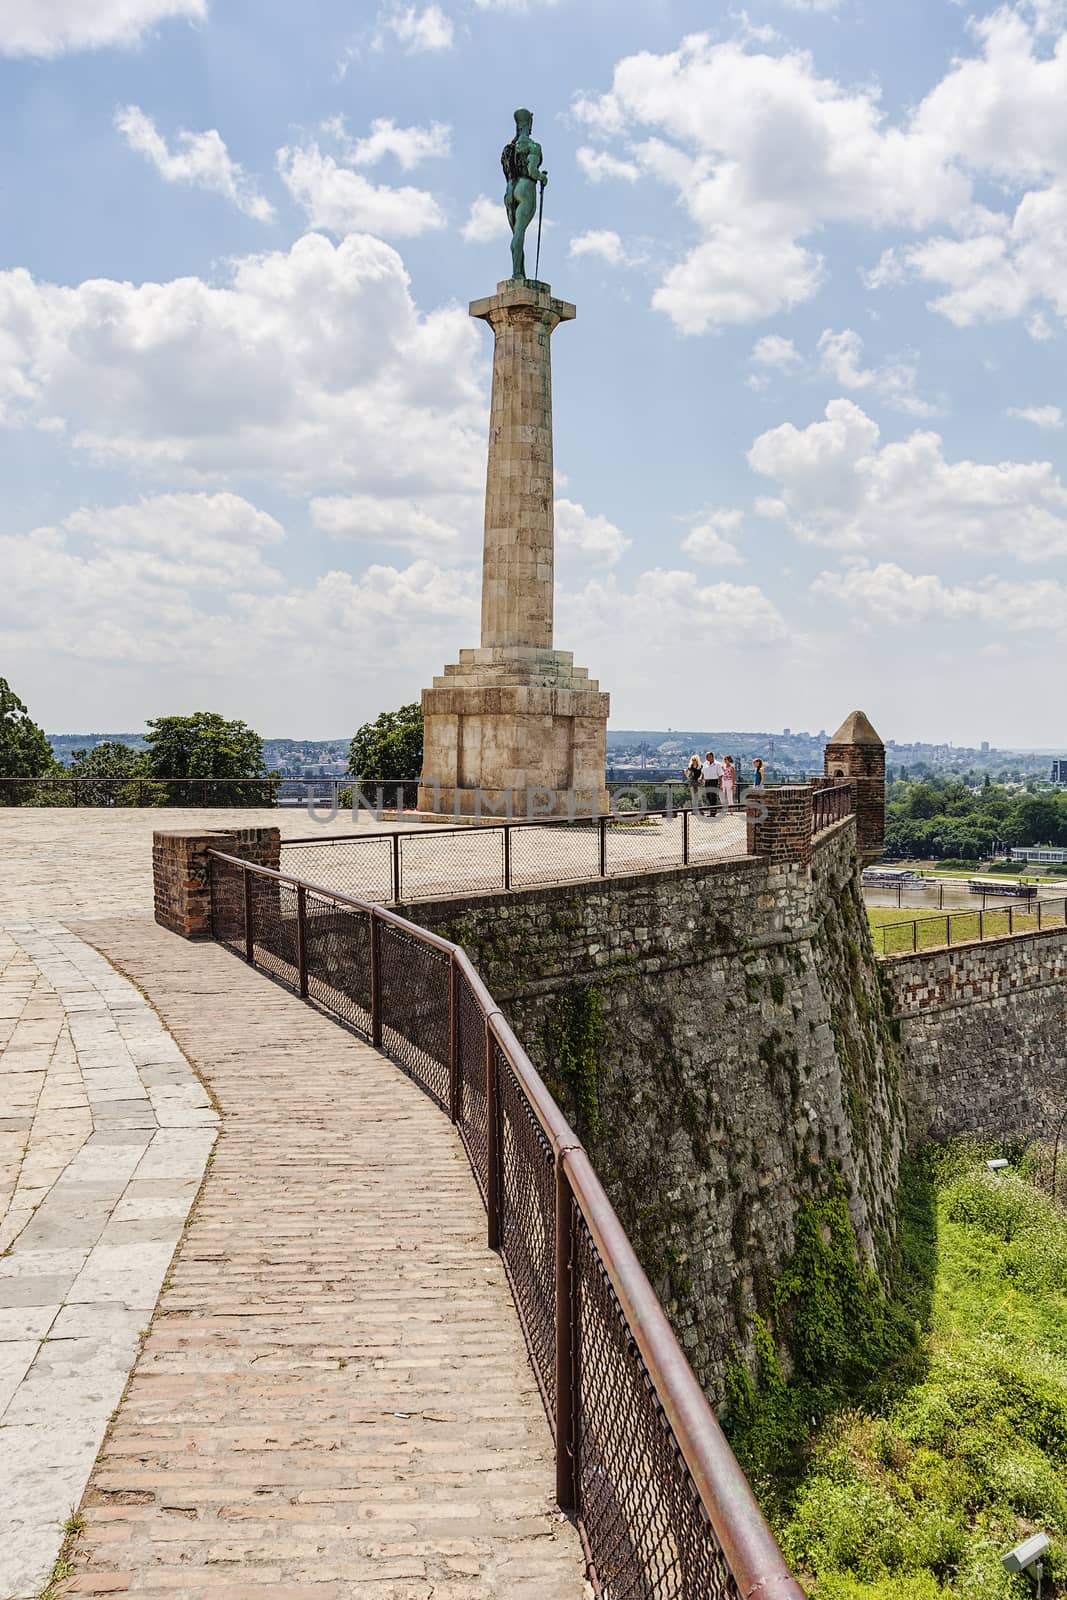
[501,108,547,281]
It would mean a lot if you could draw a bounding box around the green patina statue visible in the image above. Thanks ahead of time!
[501,108,548,282]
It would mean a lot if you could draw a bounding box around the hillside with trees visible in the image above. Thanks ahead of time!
[884,776,1067,862]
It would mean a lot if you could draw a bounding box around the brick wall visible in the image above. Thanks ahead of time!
[747,784,814,867]
[153,827,281,939]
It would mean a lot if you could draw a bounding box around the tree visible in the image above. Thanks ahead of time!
[0,677,57,803]
[69,741,165,807]
[347,703,423,785]
[145,713,274,807]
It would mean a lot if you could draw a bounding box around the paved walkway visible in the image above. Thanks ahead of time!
[0,810,440,924]
[51,918,583,1599]
[0,809,585,1598]
[0,921,218,1600]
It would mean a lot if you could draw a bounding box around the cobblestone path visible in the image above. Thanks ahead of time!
[54,918,585,1599]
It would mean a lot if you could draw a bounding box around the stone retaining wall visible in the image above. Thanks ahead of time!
[397,816,906,1405]
[883,927,1067,1143]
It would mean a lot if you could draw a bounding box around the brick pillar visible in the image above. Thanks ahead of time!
[153,827,281,939]
[747,786,813,867]
[824,710,886,863]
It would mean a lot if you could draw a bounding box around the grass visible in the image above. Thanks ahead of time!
[748,1149,1067,1599]
[867,906,1049,954]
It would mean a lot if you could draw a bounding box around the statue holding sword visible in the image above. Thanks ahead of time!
[501,107,548,282]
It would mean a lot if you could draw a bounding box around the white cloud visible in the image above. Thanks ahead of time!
[573,32,971,332]
[0,232,485,492]
[569,229,629,266]
[374,2,454,51]
[115,105,274,222]
[1008,403,1064,428]
[277,144,445,237]
[682,510,745,565]
[0,0,205,58]
[0,493,285,669]
[462,195,510,242]
[573,10,1067,335]
[751,334,802,371]
[309,492,475,555]
[816,328,935,417]
[558,570,787,660]
[749,397,1067,561]
[554,498,631,563]
[329,116,451,171]
[576,147,640,183]
[813,562,1067,633]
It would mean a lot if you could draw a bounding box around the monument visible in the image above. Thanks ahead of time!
[418,111,610,818]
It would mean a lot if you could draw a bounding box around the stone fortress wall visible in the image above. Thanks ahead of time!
[883,928,1067,1144]
[399,816,907,1404]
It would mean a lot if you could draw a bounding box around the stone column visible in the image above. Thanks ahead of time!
[417,278,609,820]
[824,710,886,863]
[472,281,574,650]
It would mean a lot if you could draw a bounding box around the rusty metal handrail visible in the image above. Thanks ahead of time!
[208,847,807,1600]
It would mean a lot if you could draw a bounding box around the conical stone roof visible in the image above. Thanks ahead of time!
[827,710,883,746]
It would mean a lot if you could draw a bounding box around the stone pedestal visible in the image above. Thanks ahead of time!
[418,280,609,818]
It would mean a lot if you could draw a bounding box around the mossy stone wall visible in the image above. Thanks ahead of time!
[398,816,906,1406]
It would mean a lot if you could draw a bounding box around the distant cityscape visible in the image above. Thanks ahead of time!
[45,729,1067,787]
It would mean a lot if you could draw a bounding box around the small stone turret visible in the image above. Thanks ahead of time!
[824,710,886,862]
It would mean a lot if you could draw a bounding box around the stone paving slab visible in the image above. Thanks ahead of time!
[0,924,218,1600]
[0,811,447,924]
[51,917,585,1599]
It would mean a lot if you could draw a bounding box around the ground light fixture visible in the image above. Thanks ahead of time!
[986,1158,1009,1172]
[1002,1532,1050,1595]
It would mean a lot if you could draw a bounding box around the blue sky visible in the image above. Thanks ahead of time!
[2,0,1065,745]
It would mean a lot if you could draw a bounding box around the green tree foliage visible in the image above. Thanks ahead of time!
[68,741,165,807]
[0,677,57,802]
[883,775,1067,860]
[347,703,423,784]
[145,712,274,806]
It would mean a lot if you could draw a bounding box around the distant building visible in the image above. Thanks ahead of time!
[1052,760,1067,785]
[981,741,990,754]
[1011,847,1067,863]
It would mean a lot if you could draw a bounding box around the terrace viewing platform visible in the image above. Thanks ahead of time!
[0,803,806,1600]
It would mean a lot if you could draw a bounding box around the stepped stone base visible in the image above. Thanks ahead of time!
[419,648,609,818]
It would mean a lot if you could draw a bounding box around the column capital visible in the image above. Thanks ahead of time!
[470,279,576,325]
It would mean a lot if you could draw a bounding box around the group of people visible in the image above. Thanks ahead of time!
[684,751,764,814]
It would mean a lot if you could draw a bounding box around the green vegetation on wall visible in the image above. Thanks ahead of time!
[543,983,604,1139]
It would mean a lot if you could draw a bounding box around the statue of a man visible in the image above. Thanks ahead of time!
[501,108,547,281]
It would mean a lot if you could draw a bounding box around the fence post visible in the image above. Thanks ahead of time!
[296,884,308,999]
[486,1021,501,1251]
[555,1154,579,1512]
[598,814,607,878]
[503,824,512,893]
[939,884,944,910]
[370,909,382,1048]
[682,805,690,867]
[912,917,917,953]
[979,909,984,941]
[391,833,401,903]
[243,868,254,963]
[448,957,460,1125]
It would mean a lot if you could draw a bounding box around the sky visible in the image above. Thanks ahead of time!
[2,0,1066,745]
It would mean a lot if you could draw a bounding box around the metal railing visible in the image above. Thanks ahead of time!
[0,775,289,807]
[874,896,1067,955]
[812,782,854,834]
[207,848,806,1600]
[280,807,751,905]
